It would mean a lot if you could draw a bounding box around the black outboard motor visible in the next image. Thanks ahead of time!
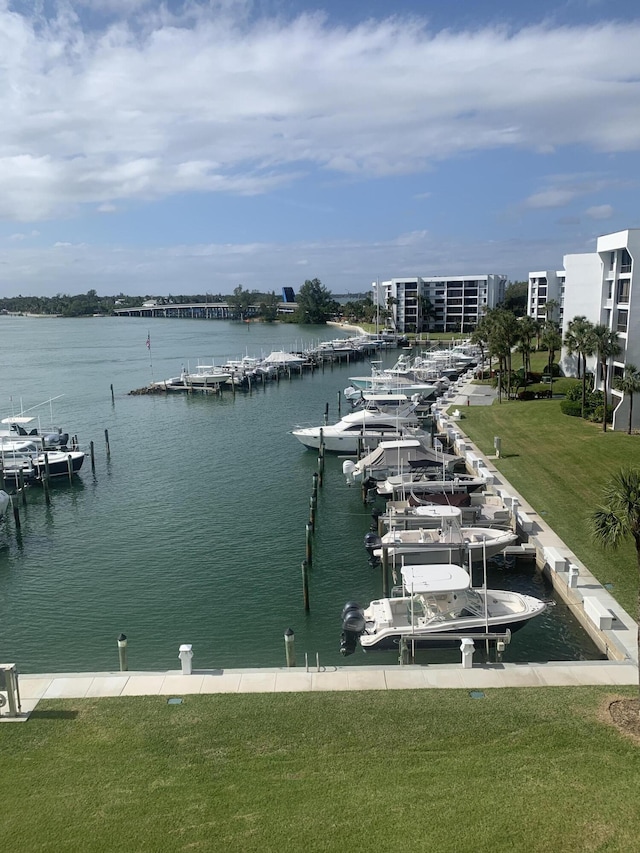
[340,601,365,656]
[363,532,382,566]
[370,507,382,531]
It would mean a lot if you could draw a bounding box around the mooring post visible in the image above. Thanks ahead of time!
[308,497,316,533]
[381,546,389,597]
[12,497,20,530]
[44,452,50,481]
[110,384,114,404]
[105,429,110,459]
[324,402,329,425]
[18,468,27,505]
[312,472,318,500]
[67,454,74,484]
[305,521,313,566]
[284,628,296,667]
[0,461,4,491]
[117,633,128,671]
[90,440,95,474]
[337,391,341,419]
[42,472,51,505]
[178,644,193,675]
[301,559,310,611]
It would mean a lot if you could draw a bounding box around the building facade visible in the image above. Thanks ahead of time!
[377,275,506,334]
[533,228,640,431]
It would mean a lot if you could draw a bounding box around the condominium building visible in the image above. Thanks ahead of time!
[376,275,506,334]
[527,270,565,326]
[534,228,640,431]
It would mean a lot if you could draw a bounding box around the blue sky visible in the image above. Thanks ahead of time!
[1,0,640,297]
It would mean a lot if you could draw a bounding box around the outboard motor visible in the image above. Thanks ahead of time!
[342,459,356,486]
[364,532,382,566]
[370,507,382,531]
[340,601,365,656]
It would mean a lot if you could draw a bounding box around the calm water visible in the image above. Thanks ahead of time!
[0,316,602,672]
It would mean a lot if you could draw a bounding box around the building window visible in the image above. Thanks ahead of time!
[617,309,628,333]
[617,279,630,303]
[607,281,613,299]
[621,249,632,274]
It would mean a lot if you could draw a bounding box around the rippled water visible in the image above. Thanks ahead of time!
[0,316,603,672]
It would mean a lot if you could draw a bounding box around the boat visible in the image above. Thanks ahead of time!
[376,470,487,497]
[369,505,518,565]
[179,363,232,388]
[342,437,462,485]
[0,440,85,480]
[339,563,546,654]
[262,351,308,368]
[383,492,513,529]
[291,399,424,453]
[0,490,9,520]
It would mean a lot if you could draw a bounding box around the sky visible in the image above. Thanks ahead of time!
[1,0,640,298]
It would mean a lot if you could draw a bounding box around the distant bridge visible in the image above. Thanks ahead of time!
[113,302,296,319]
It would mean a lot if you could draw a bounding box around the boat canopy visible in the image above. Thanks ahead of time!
[401,564,470,593]
[1,416,35,425]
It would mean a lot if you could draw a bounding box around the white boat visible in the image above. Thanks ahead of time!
[292,401,422,453]
[179,363,232,388]
[0,490,9,519]
[371,505,517,565]
[0,440,85,480]
[377,471,487,497]
[342,438,461,485]
[383,493,513,529]
[340,563,546,654]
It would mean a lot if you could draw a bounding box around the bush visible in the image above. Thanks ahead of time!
[518,390,536,400]
[591,404,614,424]
[560,400,583,417]
[565,384,582,402]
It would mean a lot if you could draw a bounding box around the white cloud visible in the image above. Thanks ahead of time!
[585,203,613,219]
[1,6,640,221]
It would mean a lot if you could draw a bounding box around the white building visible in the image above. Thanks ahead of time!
[543,228,640,431]
[377,275,506,334]
[527,271,564,326]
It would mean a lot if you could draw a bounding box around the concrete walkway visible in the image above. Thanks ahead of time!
[0,659,633,722]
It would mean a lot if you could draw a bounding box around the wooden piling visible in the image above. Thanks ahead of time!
[312,472,319,499]
[105,429,111,458]
[324,402,329,425]
[308,496,316,532]
[337,391,341,419]
[305,522,313,566]
[301,560,310,611]
[110,383,114,403]
[18,468,27,505]
[12,498,20,530]
[90,440,95,473]
[67,454,74,484]
[42,471,51,506]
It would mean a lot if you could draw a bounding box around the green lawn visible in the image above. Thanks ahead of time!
[457,399,640,614]
[1,689,639,852]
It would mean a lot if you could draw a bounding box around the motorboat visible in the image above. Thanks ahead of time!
[383,492,513,529]
[339,563,546,654]
[0,440,85,480]
[179,363,232,388]
[262,351,308,368]
[376,470,487,497]
[0,490,9,520]
[342,438,462,485]
[292,402,423,453]
[369,505,517,565]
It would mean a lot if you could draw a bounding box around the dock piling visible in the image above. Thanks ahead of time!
[301,560,310,611]
[117,633,128,671]
[305,521,313,565]
[105,429,110,458]
[90,441,95,474]
[284,628,296,667]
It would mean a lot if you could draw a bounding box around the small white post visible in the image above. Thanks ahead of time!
[568,564,579,589]
[460,638,475,669]
[178,644,193,675]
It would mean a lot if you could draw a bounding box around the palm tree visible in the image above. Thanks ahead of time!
[590,468,640,699]
[564,316,596,418]
[613,364,640,435]
[592,325,621,432]
[541,324,563,396]
[517,315,537,379]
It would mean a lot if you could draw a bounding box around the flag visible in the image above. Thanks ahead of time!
[146,333,151,350]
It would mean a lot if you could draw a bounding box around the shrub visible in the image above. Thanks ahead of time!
[565,384,582,402]
[518,390,536,400]
[560,400,583,417]
[591,404,614,424]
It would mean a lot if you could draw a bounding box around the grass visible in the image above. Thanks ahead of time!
[1,689,639,852]
[457,399,640,614]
